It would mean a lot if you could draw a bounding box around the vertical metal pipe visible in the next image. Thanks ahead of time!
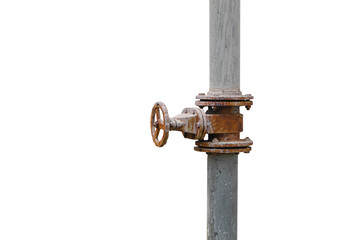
[209,0,240,94]
[208,0,240,239]
[208,154,238,240]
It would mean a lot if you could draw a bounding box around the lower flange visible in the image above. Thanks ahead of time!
[194,137,253,154]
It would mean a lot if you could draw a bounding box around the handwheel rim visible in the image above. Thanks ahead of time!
[150,102,170,147]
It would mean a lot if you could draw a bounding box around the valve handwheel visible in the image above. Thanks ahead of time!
[150,102,170,147]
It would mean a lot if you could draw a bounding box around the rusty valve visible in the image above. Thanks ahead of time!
[151,93,253,153]
[150,102,207,147]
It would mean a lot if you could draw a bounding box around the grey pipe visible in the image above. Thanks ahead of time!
[209,0,240,94]
[208,154,238,240]
[208,0,240,239]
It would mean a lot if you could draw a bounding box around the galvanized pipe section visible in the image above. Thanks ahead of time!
[209,0,240,94]
[208,0,240,239]
[208,154,238,240]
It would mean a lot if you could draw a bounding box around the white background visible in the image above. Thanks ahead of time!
[1,0,360,239]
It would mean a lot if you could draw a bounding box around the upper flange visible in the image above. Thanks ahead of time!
[195,93,254,110]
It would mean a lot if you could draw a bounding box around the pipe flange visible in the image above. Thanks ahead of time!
[194,146,252,154]
[195,93,254,110]
[196,93,253,101]
[195,137,253,148]
[194,137,253,154]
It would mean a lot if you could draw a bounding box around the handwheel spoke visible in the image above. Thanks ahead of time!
[155,108,161,120]
[154,127,160,139]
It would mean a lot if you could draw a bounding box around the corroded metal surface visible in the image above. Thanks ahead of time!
[195,137,252,153]
[151,94,253,153]
[196,137,252,148]
[196,93,253,100]
[180,108,207,140]
[194,94,253,154]
[196,93,253,110]
[196,100,253,108]
[194,146,251,154]
[150,102,206,147]
[206,114,243,134]
[150,102,170,147]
